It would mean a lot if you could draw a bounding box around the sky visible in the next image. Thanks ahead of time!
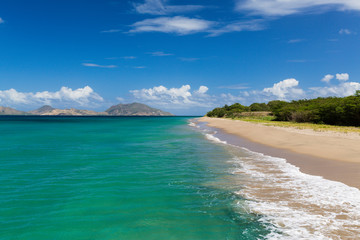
[1,0,360,115]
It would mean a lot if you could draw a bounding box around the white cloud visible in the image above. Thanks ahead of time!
[131,85,191,102]
[105,56,137,60]
[195,86,209,95]
[0,86,103,107]
[310,82,360,97]
[178,57,200,62]
[0,18,4,24]
[116,97,125,102]
[122,56,137,59]
[220,93,245,104]
[0,89,28,104]
[130,84,214,108]
[237,0,360,16]
[82,63,117,68]
[216,78,360,106]
[336,73,349,81]
[263,78,304,99]
[101,29,122,33]
[148,51,173,56]
[129,16,214,35]
[288,39,305,43]
[125,77,360,112]
[134,0,204,15]
[322,74,334,83]
[207,19,264,36]
[129,17,267,36]
[339,28,352,35]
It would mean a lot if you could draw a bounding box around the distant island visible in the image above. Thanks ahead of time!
[0,103,173,116]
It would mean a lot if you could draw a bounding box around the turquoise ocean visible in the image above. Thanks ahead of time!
[1,116,360,239]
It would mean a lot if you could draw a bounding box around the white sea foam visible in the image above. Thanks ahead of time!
[230,150,360,239]
[187,120,200,128]
[197,124,360,239]
[205,133,227,144]
[188,122,197,127]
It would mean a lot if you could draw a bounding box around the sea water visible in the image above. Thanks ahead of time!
[0,116,359,239]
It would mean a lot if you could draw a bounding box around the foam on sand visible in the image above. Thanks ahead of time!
[205,133,227,144]
[229,149,360,239]
[194,120,360,239]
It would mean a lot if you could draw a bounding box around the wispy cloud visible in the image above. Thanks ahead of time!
[339,28,353,35]
[236,0,360,17]
[288,39,305,43]
[207,19,265,37]
[82,63,117,68]
[129,16,214,35]
[0,18,4,24]
[125,1,360,37]
[101,29,122,33]
[129,17,266,36]
[105,56,137,60]
[122,56,137,59]
[178,57,200,62]
[218,84,249,90]
[148,51,173,56]
[134,0,205,15]
[133,66,146,69]
[116,97,125,102]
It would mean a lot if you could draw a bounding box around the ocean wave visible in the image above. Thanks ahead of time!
[205,133,227,144]
[197,123,360,239]
[230,150,360,239]
[187,120,200,128]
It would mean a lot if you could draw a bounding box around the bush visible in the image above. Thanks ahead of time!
[206,92,360,126]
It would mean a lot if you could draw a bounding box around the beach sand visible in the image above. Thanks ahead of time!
[199,117,360,189]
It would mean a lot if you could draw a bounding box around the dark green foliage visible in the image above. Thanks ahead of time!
[206,103,249,118]
[249,103,270,111]
[206,107,227,117]
[267,100,288,113]
[272,94,360,126]
[207,92,360,126]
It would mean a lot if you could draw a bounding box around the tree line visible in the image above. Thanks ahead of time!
[206,91,360,126]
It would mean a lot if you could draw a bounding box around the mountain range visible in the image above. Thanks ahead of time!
[0,103,173,116]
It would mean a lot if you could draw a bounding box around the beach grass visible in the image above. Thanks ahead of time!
[225,116,360,134]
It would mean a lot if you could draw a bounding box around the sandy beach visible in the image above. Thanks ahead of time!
[199,117,360,189]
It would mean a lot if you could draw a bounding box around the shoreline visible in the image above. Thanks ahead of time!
[199,117,360,189]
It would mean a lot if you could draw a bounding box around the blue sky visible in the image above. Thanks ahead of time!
[1,0,360,115]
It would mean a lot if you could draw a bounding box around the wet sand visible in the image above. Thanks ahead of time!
[199,117,360,189]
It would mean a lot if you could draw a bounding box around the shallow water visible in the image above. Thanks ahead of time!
[0,116,269,240]
[1,116,359,240]
[194,119,360,239]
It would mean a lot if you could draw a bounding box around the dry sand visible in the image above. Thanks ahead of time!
[199,117,360,189]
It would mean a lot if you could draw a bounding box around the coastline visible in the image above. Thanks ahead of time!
[199,117,360,189]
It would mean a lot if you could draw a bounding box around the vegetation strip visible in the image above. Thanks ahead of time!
[206,90,360,133]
